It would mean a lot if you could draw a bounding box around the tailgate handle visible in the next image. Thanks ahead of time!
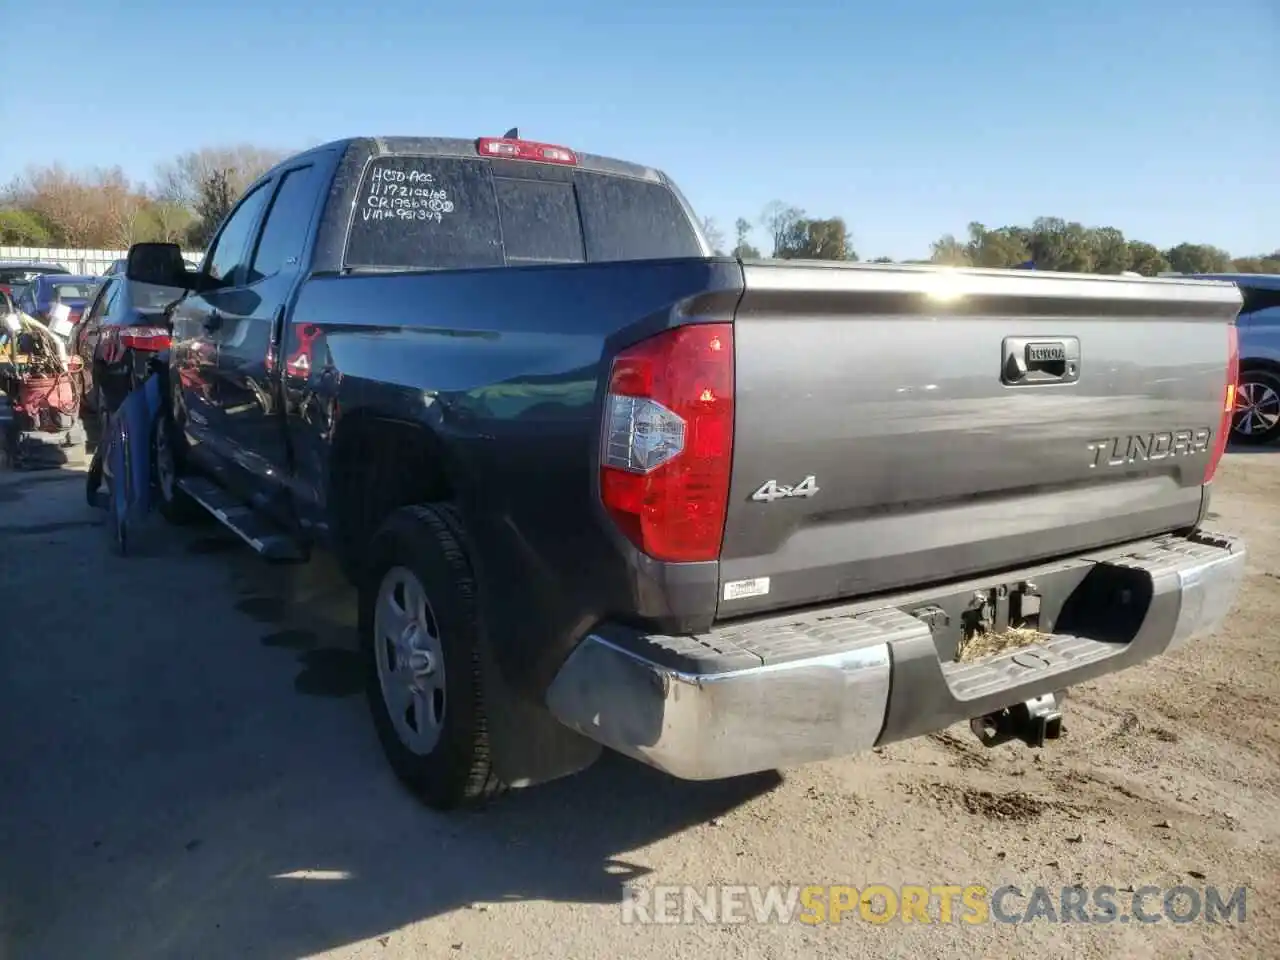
[1002,336,1080,386]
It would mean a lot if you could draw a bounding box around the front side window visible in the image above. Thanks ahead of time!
[206,183,271,285]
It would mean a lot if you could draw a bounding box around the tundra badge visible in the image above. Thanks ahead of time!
[751,476,819,502]
[1087,428,1212,468]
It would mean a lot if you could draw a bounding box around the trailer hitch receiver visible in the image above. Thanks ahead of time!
[970,691,1065,748]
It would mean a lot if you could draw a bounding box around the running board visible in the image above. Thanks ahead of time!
[177,476,308,562]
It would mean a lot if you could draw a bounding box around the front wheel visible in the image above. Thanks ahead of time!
[360,504,506,810]
[1233,369,1280,445]
[151,416,203,524]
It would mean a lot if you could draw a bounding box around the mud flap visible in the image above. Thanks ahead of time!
[477,633,603,789]
[432,502,602,787]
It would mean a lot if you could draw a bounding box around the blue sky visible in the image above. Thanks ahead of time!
[2,0,1275,259]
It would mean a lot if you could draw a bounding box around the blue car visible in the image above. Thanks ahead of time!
[1170,273,1280,445]
[14,274,101,334]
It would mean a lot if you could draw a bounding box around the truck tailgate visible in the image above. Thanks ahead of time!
[718,262,1241,618]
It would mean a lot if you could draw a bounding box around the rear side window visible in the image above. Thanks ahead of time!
[344,154,700,270]
[83,279,115,325]
[248,165,318,283]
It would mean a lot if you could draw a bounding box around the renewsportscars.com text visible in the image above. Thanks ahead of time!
[620,883,1247,926]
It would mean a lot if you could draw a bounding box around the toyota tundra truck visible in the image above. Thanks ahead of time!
[122,133,1246,810]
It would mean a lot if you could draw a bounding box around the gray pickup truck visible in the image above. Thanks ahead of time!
[124,134,1247,810]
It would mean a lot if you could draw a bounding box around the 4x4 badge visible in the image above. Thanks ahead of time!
[751,476,819,503]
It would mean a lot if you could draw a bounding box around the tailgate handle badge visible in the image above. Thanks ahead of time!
[1002,336,1080,386]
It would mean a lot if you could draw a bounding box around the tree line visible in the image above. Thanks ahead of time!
[0,146,289,250]
[705,207,1278,275]
[1,152,1274,276]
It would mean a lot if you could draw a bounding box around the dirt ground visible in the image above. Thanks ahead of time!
[1,451,1277,959]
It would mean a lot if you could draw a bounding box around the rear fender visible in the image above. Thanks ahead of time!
[334,395,603,786]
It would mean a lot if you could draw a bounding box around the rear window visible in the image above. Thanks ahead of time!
[344,155,701,270]
[128,282,186,311]
[0,267,60,284]
[49,282,96,301]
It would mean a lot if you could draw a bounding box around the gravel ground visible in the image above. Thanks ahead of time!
[0,451,1277,959]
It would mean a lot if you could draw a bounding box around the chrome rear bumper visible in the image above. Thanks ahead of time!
[545,531,1246,780]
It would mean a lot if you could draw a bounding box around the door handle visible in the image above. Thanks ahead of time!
[204,310,223,332]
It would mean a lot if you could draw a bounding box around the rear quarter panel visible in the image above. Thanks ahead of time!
[287,258,743,692]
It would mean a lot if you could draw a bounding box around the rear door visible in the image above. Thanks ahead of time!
[718,263,1241,618]
[169,180,272,469]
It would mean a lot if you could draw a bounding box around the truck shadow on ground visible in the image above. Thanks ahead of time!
[3,521,782,960]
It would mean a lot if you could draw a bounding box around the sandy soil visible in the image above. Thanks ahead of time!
[2,451,1277,959]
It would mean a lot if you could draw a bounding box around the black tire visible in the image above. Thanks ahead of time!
[79,378,97,420]
[79,385,105,454]
[86,443,105,508]
[151,415,204,525]
[1232,368,1280,446]
[360,504,506,810]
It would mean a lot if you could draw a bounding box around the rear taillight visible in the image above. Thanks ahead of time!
[599,323,734,562]
[102,325,171,362]
[1205,324,1239,484]
[119,326,170,352]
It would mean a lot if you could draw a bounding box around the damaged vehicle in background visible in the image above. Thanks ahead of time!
[120,132,1247,811]
[0,260,70,302]
[14,274,100,346]
[70,273,184,435]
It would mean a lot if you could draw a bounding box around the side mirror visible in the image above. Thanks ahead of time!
[126,242,196,289]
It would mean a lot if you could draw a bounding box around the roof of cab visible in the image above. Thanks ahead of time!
[278,136,665,184]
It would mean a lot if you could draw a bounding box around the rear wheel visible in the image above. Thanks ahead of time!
[360,504,506,810]
[1233,368,1280,445]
